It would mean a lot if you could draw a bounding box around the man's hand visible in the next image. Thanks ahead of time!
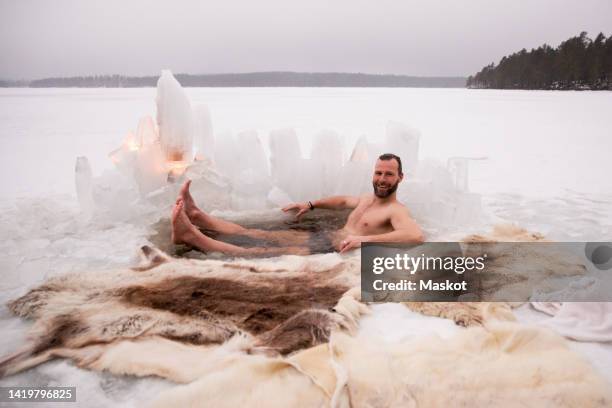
[339,235,363,253]
[282,202,310,221]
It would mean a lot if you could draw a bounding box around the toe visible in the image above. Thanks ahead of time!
[172,200,183,217]
[181,180,191,195]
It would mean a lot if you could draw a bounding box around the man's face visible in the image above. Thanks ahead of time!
[372,159,403,198]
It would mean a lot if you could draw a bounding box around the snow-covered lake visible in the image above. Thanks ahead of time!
[1,88,611,199]
[1,86,612,306]
[0,87,611,406]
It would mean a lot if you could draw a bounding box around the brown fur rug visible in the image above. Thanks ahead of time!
[0,224,588,385]
[0,246,364,377]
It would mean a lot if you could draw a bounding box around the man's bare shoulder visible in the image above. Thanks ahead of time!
[390,200,415,217]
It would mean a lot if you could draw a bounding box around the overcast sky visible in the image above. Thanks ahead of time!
[1,0,611,79]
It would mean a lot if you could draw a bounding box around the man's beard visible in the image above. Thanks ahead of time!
[373,180,399,198]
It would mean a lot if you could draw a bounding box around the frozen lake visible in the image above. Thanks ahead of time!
[0,86,611,285]
[1,87,611,200]
[0,87,611,406]
[1,87,611,242]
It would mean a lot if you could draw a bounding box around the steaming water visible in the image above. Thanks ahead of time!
[1,88,611,406]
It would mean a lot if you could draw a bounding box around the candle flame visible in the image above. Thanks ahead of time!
[167,160,188,176]
[126,140,139,151]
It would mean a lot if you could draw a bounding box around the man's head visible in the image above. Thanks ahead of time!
[372,153,403,198]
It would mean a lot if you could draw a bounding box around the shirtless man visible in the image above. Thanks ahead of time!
[171,153,424,256]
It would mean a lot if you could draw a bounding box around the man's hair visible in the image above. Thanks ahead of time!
[378,153,403,175]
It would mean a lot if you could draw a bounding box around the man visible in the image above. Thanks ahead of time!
[171,153,424,256]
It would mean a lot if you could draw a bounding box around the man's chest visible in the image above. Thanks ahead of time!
[347,204,392,232]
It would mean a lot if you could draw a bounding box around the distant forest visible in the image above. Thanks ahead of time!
[0,72,466,88]
[468,32,612,90]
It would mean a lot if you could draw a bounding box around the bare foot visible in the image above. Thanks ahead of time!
[177,180,203,220]
[177,180,242,233]
[171,200,199,246]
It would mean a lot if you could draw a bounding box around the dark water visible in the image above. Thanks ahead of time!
[148,209,351,259]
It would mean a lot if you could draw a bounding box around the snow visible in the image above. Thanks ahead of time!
[1,85,611,405]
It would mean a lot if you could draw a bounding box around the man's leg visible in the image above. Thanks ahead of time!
[179,180,310,246]
[172,200,309,256]
[179,180,246,235]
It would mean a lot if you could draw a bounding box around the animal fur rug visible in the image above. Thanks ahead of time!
[0,245,364,377]
[1,225,604,407]
[0,243,508,377]
[19,322,610,407]
[0,225,588,376]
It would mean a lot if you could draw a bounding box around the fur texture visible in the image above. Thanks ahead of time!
[325,323,612,407]
[1,246,362,377]
[40,322,611,407]
[461,225,587,301]
[403,225,583,322]
[2,225,582,386]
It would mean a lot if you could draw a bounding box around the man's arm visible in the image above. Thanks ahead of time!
[282,195,360,220]
[339,206,424,253]
[312,195,360,210]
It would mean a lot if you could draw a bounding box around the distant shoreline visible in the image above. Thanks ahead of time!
[0,72,467,88]
[468,32,612,91]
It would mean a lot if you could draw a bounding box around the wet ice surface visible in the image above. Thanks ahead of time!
[1,88,612,406]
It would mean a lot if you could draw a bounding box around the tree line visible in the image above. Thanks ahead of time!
[468,32,612,90]
[1,73,466,88]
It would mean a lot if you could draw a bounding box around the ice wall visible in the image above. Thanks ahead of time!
[105,72,217,199]
[193,104,214,162]
[337,136,376,196]
[312,130,344,197]
[156,70,195,162]
[92,70,484,230]
[107,116,169,196]
[269,128,303,200]
[136,116,157,147]
[133,136,168,195]
[213,130,240,182]
[231,131,271,210]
